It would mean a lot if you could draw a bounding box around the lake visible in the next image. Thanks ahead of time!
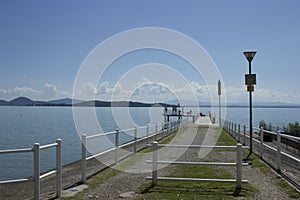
[0,106,299,181]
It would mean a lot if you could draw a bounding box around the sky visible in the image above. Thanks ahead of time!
[0,0,300,104]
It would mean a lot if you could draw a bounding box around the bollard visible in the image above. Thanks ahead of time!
[236,143,242,189]
[152,141,158,186]
[34,143,40,200]
[56,139,62,197]
[81,134,87,183]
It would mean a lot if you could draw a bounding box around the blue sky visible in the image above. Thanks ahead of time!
[0,0,300,103]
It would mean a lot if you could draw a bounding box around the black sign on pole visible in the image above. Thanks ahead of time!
[245,74,256,85]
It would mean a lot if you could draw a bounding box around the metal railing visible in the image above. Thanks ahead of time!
[146,141,249,189]
[223,119,300,190]
[0,139,62,199]
[81,119,189,182]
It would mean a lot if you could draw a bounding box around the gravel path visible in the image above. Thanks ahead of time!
[74,118,298,199]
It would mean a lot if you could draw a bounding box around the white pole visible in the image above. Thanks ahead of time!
[81,134,87,183]
[115,129,119,165]
[238,124,241,142]
[155,123,158,141]
[218,79,221,127]
[134,127,137,153]
[260,128,264,159]
[152,141,158,186]
[146,125,150,144]
[56,139,62,197]
[243,125,246,145]
[236,143,242,189]
[34,143,40,200]
[234,123,237,139]
[277,131,281,173]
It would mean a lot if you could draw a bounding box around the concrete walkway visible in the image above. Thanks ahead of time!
[67,116,223,199]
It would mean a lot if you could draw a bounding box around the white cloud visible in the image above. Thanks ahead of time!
[0,83,69,101]
[1,81,299,104]
[0,87,42,100]
[43,83,69,99]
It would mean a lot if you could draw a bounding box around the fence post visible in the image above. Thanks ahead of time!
[155,123,158,141]
[146,125,150,144]
[152,141,158,186]
[236,143,242,189]
[34,143,40,200]
[162,122,165,139]
[56,139,62,197]
[234,123,237,139]
[238,124,241,142]
[81,134,87,183]
[134,127,137,153]
[260,127,264,159]
[243,125,246,145]
[115,129,119,165]
[232,122,234,136]
[277,131,281,173]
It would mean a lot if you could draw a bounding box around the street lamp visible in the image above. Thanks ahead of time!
[243,51,256,155]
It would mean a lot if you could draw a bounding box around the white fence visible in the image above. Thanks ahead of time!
[223,120,300,189]
[81,119,190,182]
[146,141,249,189]
[0,139,62,199]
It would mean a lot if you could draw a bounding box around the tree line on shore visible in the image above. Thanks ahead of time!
[259,120,300,137]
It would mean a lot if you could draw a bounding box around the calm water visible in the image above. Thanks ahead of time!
[0,106,299,181]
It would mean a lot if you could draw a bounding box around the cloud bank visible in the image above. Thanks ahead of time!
[0,81,299,104]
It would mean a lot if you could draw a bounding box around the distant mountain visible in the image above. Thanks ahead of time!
[7,97,45,106]
[0,97,175,107]
[74,100,172,107]
[0,100,7,105]
[47,98,82,105]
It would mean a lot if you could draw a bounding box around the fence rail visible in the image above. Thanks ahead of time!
[222,119,300,190]
[0,139,62,199]
[81,118,190,182]
[146,141,249,189]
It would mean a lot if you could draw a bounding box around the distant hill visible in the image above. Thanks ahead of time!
[0,97,174,107]
[74,100,172,107]
[47,98,82,105]
[0,100,7,105]
[7,97,45,106]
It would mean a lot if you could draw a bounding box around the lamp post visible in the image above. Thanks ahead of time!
[243,51,256,155]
